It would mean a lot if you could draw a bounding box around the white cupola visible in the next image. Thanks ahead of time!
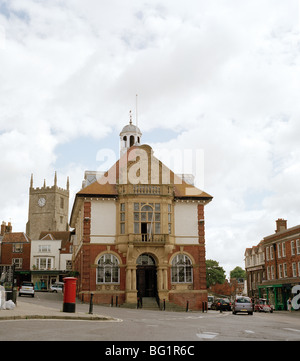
[119,111,142,156]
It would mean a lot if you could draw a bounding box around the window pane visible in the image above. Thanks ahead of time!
[134,222,139,233]
[155,203,160,211]
[134,203,139,211]
[171,268,177,283]
[155,213,160,221]
[112,268,119,283]
[134,212,139,221]
[141,212,146,221]
[186,267,192,282]
[105,269,111,282]
[120,223,125,234]
[142,205,152,212]
[97,267,104,282]
[155,223,160,234]
[120,213,125,221]
[178,267,185,282]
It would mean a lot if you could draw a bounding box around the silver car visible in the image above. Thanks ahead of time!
[19,282,35,297]
[232,296,253,315]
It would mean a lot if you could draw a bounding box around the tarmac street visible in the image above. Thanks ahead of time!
[0,292,300,342]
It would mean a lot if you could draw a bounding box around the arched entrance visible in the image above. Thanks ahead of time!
[136,254,157,297]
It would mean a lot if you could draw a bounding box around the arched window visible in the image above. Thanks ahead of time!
[123,136,127,148]
[171,254,193,283]
[130,135,135,147]
[97,254,119,284]
[137,254,156,265]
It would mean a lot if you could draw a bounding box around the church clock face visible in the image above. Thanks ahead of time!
[38,197,46,207]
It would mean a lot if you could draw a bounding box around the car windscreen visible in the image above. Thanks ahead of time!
[236,297,251,303]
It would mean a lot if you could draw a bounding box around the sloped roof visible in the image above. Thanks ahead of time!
[2,232,31,243]
[39,231,71,244]
[77,145,213,200]
[70,144,213,226]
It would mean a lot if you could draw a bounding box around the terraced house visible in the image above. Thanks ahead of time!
[70,120,213,310]
[245,219,300,310]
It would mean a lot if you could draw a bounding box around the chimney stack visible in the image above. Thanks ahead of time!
[1,221,12,236]
[275,218,287,233]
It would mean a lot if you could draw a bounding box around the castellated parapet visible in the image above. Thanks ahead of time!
[26,172,70,240]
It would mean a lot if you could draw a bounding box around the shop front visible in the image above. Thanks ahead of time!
[31,270,68,291]
[258,283,295,311]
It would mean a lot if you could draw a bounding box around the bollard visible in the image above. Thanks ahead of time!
[89,292,94,314]
[111,296,113,307]
[116,295,118,307]
[163,299,165,311]
[186,300,189,312]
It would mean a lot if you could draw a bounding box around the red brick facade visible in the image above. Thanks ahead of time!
[1,231,31,285]
[246,219,300,310]
[73,200,210,310]
[70,144,213,310]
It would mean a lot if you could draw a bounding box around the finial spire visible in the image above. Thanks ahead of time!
[54,171,57,186]
[30,173,33,188]
[129,110,132,125]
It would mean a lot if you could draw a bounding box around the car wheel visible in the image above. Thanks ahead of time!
[248,312,253,315]
[19,293,21,297]
[32,294,34,298]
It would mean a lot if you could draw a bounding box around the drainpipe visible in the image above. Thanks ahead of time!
[272,243,278,278]
[272,243,278,310]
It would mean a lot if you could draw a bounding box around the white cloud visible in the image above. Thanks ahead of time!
[0,0,300,276]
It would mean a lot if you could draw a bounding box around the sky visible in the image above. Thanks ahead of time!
[1,0,300,277]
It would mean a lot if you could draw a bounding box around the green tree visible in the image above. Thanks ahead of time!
[206,259,226,288]
[230,266,246,279]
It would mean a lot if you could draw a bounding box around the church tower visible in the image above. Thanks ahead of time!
[26,172,70,240]
[119,111,142,156]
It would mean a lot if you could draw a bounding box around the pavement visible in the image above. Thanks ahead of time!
[0,300,119,321]
[0,299,299,322]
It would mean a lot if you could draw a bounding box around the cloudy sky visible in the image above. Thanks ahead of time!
[1,0,300,277]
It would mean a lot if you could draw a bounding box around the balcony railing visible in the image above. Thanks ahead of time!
[129,233,168,245]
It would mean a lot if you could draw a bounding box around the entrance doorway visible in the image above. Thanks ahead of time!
[136,254,157,297]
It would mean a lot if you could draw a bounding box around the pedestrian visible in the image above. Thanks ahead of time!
[287,297,292,312]
[137,290,142,309]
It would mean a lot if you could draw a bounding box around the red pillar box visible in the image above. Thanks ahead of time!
[63,277,77,313]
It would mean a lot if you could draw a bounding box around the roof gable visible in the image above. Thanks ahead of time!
[78,144,213,200]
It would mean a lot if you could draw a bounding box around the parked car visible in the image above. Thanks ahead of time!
[232,296,253,315]
[254,298,273,313]
[19,282,35,297]
[211,298,231,311]
[50,282,64,293]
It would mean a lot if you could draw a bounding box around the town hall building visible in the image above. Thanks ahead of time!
[70,120,213,310]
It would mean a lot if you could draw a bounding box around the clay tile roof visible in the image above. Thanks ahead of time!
[77,145,212,200]
[2,232,31,243]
